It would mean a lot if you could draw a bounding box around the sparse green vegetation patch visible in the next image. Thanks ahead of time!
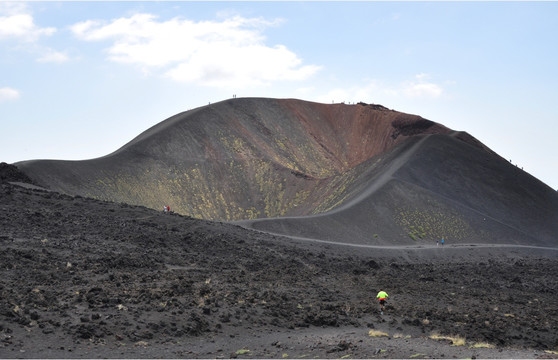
[396,206,472,241]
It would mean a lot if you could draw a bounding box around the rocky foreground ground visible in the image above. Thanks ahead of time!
[1,174,558,358]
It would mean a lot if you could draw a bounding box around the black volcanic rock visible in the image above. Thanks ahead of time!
[0,181,557,358]
[0,162,33,184]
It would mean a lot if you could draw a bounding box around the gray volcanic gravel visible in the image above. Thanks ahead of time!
[1,171,558,358]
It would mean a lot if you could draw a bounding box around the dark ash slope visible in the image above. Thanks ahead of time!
[16,98,450,223]
[244,133,558,247]
[15,98,558,247]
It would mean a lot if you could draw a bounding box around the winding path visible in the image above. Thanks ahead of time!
[238,135,430,227]
[251,228,558,252]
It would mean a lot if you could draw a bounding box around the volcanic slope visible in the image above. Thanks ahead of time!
[16,98,558,247]
[17,98,449,221]
[243,132,558,248]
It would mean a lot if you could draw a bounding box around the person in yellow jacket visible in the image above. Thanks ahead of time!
[376,289,389,314]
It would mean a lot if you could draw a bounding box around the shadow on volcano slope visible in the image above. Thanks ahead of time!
[15,98,558,248]
[239,133,558,248]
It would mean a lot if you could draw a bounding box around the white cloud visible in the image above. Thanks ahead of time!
[0,2,26,14]
[36,48,69,63]
[0,4,69,64]
[0,87,21,102]
[403,82,443,98]
[402,73,443,98]
[71,13,321,87]
[0,13,56,42]
[313,74,445,105]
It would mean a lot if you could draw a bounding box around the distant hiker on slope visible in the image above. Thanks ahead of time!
[376,289,389,314]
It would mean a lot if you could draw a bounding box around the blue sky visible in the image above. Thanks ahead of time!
[1,1,557,190]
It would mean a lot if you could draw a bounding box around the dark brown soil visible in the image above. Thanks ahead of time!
[1,178,558,358]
